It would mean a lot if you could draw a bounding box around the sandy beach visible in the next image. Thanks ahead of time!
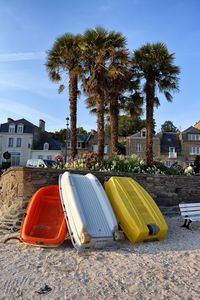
[0,216,200,300]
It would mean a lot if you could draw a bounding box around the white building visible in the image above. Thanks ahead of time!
[0,118,62,167]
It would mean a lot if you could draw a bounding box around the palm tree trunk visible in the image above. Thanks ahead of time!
[96,90,105,159]
[110,98,119,155]
[69,73,78,160]
[146,79,155,166]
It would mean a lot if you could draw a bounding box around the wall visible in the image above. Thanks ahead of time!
[126,136,160,159]
[1,167,200,233]
[181,140,198,162]
[30,149,61,160]
[0,132,33,166]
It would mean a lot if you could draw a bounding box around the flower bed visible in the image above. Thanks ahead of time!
[65,152,189,175]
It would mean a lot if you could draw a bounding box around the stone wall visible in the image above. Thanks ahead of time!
[1,167,200,233]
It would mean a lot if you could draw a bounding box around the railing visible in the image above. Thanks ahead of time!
[168,152,177,158]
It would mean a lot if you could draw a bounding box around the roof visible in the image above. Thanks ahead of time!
[33,137,62,150]
[77,134,89,142]
[0,118,37,134]
[181,126,200,141]
[160,132,181,153]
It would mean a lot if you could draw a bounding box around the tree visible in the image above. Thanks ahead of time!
[77,127,88,135]
[52,126,88,144]
[46,33,82,160]
[82,27,128,158]
[52,128,67,144]
[132,42,180,166]
[105,115,146,136]
[161,120,178,132]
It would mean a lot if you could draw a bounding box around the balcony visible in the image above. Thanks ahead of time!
[168,152,177,158]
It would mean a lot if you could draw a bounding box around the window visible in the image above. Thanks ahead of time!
[9,124,15,133]
[16,138,22,147]
[165,160,173,168]
[47,155,52,160]
[92,145,98,152]
[188,134,200,141]
[189,147,200,155]
[11,155,20,166]
[8,137,14,147]
[43,142,49,150]
[77,142,82,149]
[38,155,43,159]
[141,130,146,137]
[104,145,108,154]
[17,124,24,133]
[136,143,142,152]
[169,147,175,153]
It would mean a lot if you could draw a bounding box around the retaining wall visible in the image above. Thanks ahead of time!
[0,167,200,233]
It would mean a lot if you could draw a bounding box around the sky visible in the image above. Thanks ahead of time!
[0,0,199,133]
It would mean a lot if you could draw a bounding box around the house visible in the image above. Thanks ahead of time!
[64,130,126,158]
[65,133,89,160]
[180,125,200,165]
[126,122,200,167]
[126,128,160,160]
[160,132,182,167]
[0,118,62,167]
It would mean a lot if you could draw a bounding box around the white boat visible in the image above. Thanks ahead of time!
[59,172,118,251]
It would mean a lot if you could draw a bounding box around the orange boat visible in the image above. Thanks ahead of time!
[20,185,67,247]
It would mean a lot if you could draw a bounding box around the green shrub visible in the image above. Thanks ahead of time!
[65,152,190,175]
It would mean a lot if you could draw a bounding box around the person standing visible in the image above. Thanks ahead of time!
[193,155,200,174]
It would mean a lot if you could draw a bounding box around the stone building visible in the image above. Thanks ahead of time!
[126,123,200,167]
[126,128,160,160]
[160,132,182,167]
[0,118,62,167]
[180,126,200,165]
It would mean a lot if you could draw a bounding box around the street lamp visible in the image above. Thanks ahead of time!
[66,117,70,163]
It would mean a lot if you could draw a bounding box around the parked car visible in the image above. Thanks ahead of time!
[26,159,57,168]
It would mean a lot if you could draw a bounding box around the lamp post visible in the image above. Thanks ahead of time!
[66,117,69,163]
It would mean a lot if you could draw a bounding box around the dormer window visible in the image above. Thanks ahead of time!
[43,142,49,150]
[9,124,15,133]
[17,124,24,134]
[188,134,200,141]
[77,142,82,149]
[141,129,146,137]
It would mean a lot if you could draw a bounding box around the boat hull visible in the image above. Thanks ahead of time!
[104,177,168,243]
[59,172,118,251]
[20,185,67,247]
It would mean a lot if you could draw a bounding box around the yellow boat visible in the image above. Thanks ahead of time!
[104,177,168,243]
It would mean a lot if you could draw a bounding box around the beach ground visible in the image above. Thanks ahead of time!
[0,216,200,300]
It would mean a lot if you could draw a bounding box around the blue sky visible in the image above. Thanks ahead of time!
[0,0,199,132]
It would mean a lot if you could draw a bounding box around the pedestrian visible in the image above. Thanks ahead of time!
[193,155,200,174]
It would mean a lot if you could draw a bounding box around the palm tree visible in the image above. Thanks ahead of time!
[132,42,180,166]
[106,47,131,154]
[82,27,127,159]
[46,33,82,160]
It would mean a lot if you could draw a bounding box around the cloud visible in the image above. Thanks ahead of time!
[0,51,45,62]
[0,98,64,132]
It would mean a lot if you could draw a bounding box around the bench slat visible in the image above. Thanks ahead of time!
[180,207,200,212]
[184,216,200,221]
[179,203,200,223]
[181,211,200,217]
[179,203,200,208]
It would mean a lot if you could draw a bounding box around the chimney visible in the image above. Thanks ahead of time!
[39,119,45,132]
[7,118,14,123]
[194,120,200,130]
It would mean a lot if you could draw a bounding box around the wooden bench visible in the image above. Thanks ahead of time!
[179,203,200,229]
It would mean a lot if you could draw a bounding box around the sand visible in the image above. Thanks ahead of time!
[0,216,200,300]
